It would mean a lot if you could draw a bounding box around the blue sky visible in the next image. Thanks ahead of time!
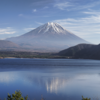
[0,0,100,44]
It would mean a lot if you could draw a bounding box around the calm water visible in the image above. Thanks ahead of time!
[0,58,100,100]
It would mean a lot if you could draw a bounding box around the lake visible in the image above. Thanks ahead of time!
[0,58,100,100]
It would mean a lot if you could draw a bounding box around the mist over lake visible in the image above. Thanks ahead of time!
[0,59,100,100]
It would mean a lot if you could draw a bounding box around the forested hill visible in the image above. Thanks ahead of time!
[58,44,100,60]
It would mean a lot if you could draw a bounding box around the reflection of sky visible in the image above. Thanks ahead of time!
[1,69,100,100]
[22,70,100,95]
[0,72,17,83]
[0,59,100,100]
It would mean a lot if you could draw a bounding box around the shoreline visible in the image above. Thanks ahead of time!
[1,57,99,61]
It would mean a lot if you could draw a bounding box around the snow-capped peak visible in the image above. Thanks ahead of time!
[47,22,54,25]
[46,22,61,27]
[35,22,71,35]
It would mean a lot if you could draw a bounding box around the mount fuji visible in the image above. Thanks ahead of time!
[6,22,88,52]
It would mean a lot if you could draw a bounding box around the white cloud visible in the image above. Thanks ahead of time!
[53,15,100,39]
[83,11,100,16]
[72,1,100,11]
[33,9,37,12]
[0,38,6,40]
[54,2,72,10]
[35,22,44,25]
[54,1,100,11]
[24,28,35,32]
[0,27,16,34]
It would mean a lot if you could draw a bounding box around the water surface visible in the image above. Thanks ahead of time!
[0,59,100,100]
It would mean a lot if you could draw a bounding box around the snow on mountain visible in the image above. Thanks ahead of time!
[6,22,89,52]
[37,22,69,34]
[22,22,73,36]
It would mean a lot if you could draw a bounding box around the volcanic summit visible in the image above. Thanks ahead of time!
[7,22,88,52]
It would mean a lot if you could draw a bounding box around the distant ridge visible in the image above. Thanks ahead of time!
[6,22,88,52]
[0,40,20,51]
[0,40,20,48]
[0,40,30,51]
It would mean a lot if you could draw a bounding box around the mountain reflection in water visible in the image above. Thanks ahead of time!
[24,73,68,93]
[0,59,100,100]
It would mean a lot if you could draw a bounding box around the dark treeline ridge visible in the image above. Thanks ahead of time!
[0,51,51,58]
[0,51,64,59]
[58,43,100,60]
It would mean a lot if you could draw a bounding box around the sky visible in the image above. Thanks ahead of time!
[0,0,100,44]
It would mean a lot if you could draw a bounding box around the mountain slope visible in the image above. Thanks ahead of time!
[58,44,100,60]
[0,40,21,51]
[59,44,94,56]
[6,22,88,52]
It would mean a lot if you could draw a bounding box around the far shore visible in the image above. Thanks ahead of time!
[1,56,70,59]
